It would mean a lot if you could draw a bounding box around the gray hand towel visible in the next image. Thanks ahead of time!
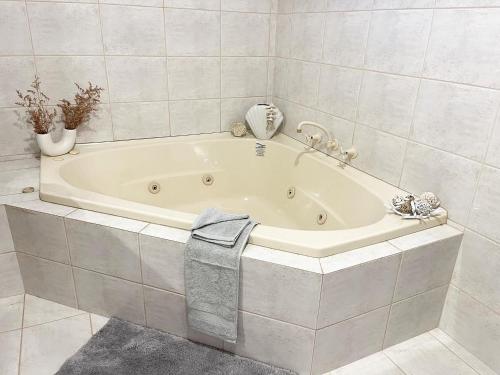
[191,208,251,247]
[185,208,257,343]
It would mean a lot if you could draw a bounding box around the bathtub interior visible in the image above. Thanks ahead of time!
[57,135,387,231]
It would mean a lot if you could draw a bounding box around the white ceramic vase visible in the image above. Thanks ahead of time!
[36,128,76,157]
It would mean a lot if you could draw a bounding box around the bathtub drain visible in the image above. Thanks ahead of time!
[148,181,161,194]
[286,187,295,199]
[317,212,327,225]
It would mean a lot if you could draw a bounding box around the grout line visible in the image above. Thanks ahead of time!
[429,329,483,375]
[62,219,80,309]
[163,5,172,136]
[381,253,403,348]
[396,6,435,188]
[462,102,500,227]
[137,234,148,326]
[17,293,26,374]
[23,0,274,14]
[275,95,495,167]
[447,283,500,318]
[96,1,116,140]
[88,312,93,335]
[270,55,500,93]
[23,0,38,78]
[351,6,374,147]
[219,0,222,131]
[309,273,325,374]
[397,77,422,187]
[0,96,268,111]
[383,352,409,375]
[22,311,89,331]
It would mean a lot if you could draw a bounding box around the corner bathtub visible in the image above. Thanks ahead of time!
[40,133,446,257]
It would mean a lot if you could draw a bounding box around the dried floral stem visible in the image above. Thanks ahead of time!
[58,82,103,130]
[15,76,56,134]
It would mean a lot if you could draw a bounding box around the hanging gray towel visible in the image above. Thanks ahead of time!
[185,208,257,343]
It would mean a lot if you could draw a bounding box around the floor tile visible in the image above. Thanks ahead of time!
[20,314,92,375]
[328,352,404,374]
[0,329,21,375]
[23,294,85,328]
[90,314,109,335]
[0,294,24,333]
[430,329,497,375]
[385,332,478,375]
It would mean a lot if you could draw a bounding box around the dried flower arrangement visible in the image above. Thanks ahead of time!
[58,82,104,130]
[15,76,57,134]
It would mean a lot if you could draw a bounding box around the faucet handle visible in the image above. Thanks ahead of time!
[305,133,322,147]
[326,139,339,152]
[340,147,358,162]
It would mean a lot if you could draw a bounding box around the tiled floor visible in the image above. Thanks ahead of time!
[0,294,108,375]
[0,294,497,375]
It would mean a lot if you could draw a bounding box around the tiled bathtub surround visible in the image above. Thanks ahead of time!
[0,0,276,288]
[6,199,462,374]
[272,1,500,371]
[0,0,276,158]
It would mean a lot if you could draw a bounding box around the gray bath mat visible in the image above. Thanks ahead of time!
[56,317,296,375]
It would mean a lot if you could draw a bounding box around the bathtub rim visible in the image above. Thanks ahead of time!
[39,132,447,258]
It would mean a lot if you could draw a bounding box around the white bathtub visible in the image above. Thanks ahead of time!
[40,133,446,257]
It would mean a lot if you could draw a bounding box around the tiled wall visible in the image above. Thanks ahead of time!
[0,0,276,158]
[6,199,462,374]
[272,0,500,372]
[0,0,276,300]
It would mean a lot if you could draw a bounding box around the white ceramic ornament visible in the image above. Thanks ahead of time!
[36,128,76,157]
[245,104,283,140]
[420,192,440,209]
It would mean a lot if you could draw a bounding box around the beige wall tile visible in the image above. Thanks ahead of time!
[452,231,500,313]
[100,5,165,56]
[312,306,390,374]
[66,218,142,282]
[323,11,371,68]
[358,72,420,137]
[317,65,362,121]
[240,255,322,328]
[365,10,433,75]
[169,99,220,135]
[0,252,24,298]
[221,12,270,56]
[73,267,146,325]
[440,286,500,373]
[400,143,481,224]
[112,101,170,140]
[411,80,500,161]
[28,2,102,55]
[393,230,461,301]
[140,233,185,293]
[318,252,400,328]
[385,286,448,348]
[165,9,220,57]
[106,57,168,102]
[225,311,315,375]
[424,9,500,89]
[468,166,500,243]
[17,253,76,308]
[0,2,31,55]
[7,206,70,264]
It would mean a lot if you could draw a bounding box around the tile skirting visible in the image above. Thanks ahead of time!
[5,199,463,374]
